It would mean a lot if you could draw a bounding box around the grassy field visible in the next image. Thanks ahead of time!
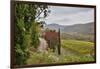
[61,39,94,55]
[26,39,95,65]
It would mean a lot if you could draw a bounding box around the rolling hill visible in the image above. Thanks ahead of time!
[46,22,94,35]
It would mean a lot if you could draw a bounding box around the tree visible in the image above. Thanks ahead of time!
[14,3,50,65]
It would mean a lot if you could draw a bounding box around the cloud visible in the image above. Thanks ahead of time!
[45,6,94,25]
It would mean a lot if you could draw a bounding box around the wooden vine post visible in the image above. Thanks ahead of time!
[58,28,61,55]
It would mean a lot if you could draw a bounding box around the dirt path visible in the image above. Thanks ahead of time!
[37,37,48,52]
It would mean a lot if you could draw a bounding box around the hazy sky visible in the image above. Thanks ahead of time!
[44,6,94,25]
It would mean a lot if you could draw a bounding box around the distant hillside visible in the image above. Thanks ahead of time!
[46,23,64,31]
[62,22,94,35]
[46,22,94,35]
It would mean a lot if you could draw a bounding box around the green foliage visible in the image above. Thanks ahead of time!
[14,3,50,65]
[26,47,94,64]
[30,22,40,48]
[26,49,56,64]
